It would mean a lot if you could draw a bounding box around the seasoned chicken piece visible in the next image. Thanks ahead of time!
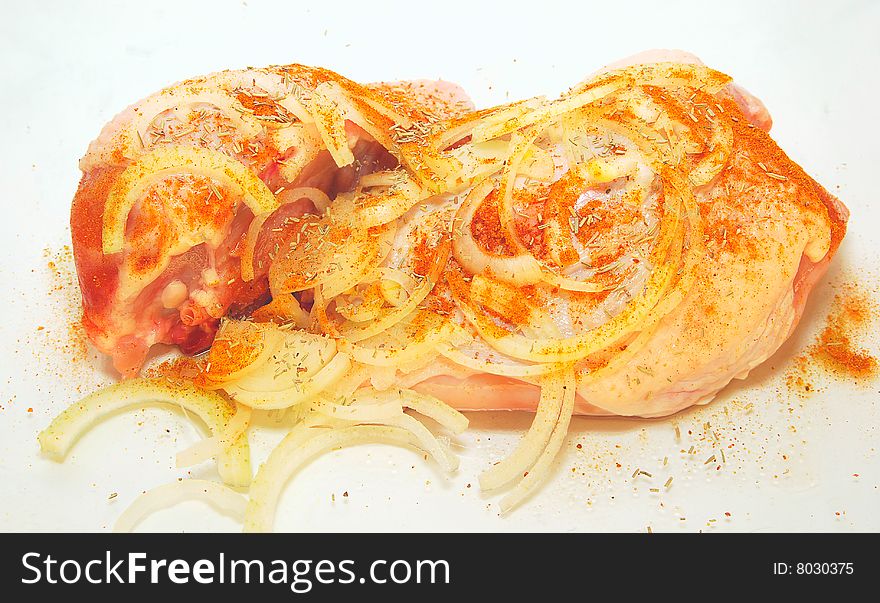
[193,54,842,423]
[396,53,846,418]
[71,64,472,375]
[66,53,844,516]
[70,53,845,422]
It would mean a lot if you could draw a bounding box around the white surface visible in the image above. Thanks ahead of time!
[1,0,878,532]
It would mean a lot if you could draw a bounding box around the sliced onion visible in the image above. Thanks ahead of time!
[378,267,418,306]
[230,331,339,393]
[312,397,404,422]
[384,413,459,472]
[496,127,546,252]
[251,294,311,328]
[432,99,540,150]
[453,255,674,363]
[539,270,607,293]
[395,388,469,434]
[451,172,689,363]
[113,479,248,533]
[356,175,430,228]
[199,320,351,411]
[335,286,386,323]
[83,88,265,171]
[451,179,544,285]
[240,211,271,282]
[268,199,396,298]
[309,80,400,168]
[199,321,286,387]
[417,136,512,193]
[280,186,332,215]
[272,124,323,183]
[337,309,463,367]
[321,223,396,300]
[38,378,252,488]
[479,370,569,491]
[359,170,408,188]
[471,82,620,143]
[436,340,558,378]
[518,142,557,181]
[244,423,451,532]
[499,368,576,512]
[102,145,278,255]
[369,365,400,390]
[177,402,252,468]
[358,94,414,130]
[310,83,356,167]
[574,62,731,97]
[226,353,352,410]
[322,367,370,401]
[318,235,450,345]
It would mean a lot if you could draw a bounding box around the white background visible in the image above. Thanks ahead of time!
[0,0,878,532]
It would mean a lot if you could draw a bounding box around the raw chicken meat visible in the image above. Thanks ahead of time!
[71,53,846,422]
[55,53,849,522]
[70,64,471,375]
[401,51,847,417]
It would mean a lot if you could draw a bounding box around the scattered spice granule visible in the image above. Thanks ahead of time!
[146,356,203,382]
[786,283,879,388]
[36,245,93,378]
[785,354,818,395]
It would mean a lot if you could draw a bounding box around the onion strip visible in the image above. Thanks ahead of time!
[396,388,469,434]
[436,341,558,378]
[176,402,252,468]
[479,371,568,491]
[225,353,352,410]
[103,146,278,255]
[471,82,620,143]
[244,424,450,532]
[321,238,450,344]
[451,179,544,285]
[385,413,459,472]
[337,311,462,367]
[313,398,404,422]
[240,212,271,282]
[113,479,248,533]
[499,368,576,512]
[37,378,252,488]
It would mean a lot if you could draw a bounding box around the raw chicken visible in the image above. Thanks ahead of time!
[70,64,471,375]
[400,51,847,417]
[56,53,848,523]
[71,53,846,422]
